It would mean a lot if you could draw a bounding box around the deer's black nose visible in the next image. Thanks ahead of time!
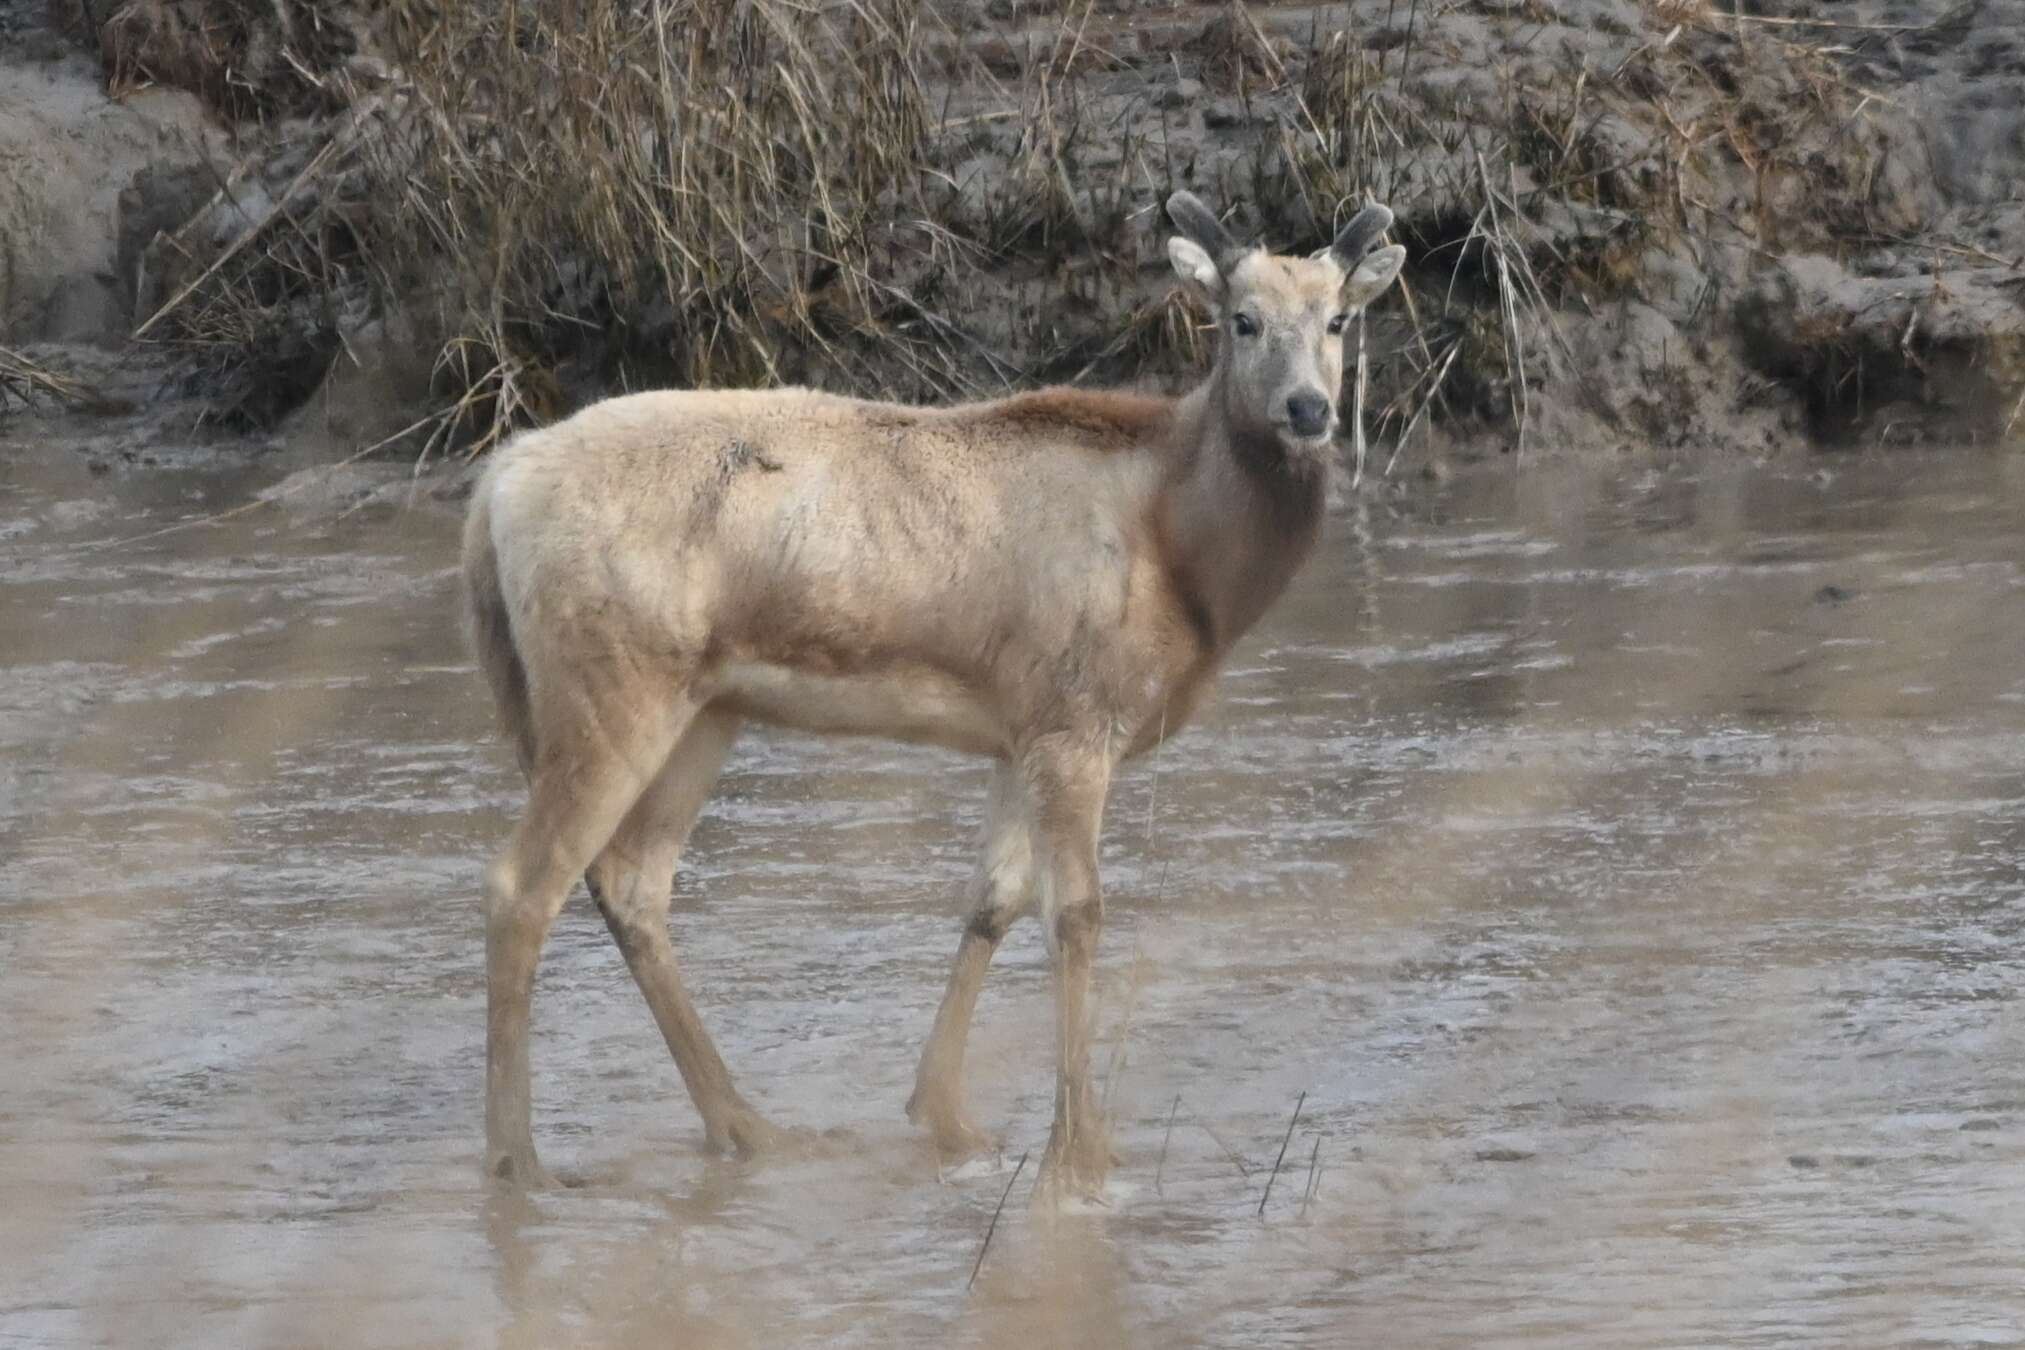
[1285,391,1332,438]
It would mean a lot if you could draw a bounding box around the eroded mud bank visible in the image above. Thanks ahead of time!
[5,0,2022,467]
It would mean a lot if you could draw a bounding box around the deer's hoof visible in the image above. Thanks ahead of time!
[940,1119,1001,1160]
[907,1088,1001,1159]
[707,1107,788,1158]
[917,1109,999,1159]
[1033,1121,1114,1209]
[487,1146,559,1191]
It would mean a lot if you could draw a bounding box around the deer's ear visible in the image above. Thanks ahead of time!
[1168,235,1224,302]
[1342,243,1406,309]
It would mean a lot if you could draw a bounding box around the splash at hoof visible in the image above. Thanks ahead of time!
[706,1108,788,1158]
[487,1148,559,1191]
[909,1098,1000,1160]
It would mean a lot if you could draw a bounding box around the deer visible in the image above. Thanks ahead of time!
[461,190,1407,1198]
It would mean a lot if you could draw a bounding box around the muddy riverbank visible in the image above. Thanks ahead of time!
[5,0,2023,470]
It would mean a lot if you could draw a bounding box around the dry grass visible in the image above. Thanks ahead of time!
[349,0,979,453]
[58,0,352,119]
[109,0,1018,451]
[1647,0,1709,25]
[1190,1,1290,94]
[71,0,1959,456]
[0,347,122,415]
[64,0,1508,456]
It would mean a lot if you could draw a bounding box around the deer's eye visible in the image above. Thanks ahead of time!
[1326,313,1350,336]
[1231,313,1260,338]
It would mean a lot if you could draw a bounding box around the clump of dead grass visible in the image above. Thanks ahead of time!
[125,0,1028,453]
[55,0,354,119]
[1646,0,1709,26]
[357,0,972,452]
[0,347,119,414]
[1189,1,1289,95]
[130,117,369,429]
[101,0,1434,454]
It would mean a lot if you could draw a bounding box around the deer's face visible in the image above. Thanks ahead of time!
[1166,197,1407,464]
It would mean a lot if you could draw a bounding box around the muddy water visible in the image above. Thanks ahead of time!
[3,434,2024,1349]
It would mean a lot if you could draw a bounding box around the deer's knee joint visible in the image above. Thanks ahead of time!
[1052,898,1102,954]
[584,858,625,912]
[964,865,1034,943]
[590,876,670,954]
[600,897,663,944]
[965,906,1013,944]
[484,855,570,950]
[483,859,520,920]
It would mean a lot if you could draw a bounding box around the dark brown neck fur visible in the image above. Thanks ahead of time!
[1156,376,1329,656]
[957,380,1324,659]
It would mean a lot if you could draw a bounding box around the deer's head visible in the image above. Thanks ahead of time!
[1166,192,1407,466]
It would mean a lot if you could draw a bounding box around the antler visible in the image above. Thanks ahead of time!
[1165,191,1243,270]
[1329,204,1395,267]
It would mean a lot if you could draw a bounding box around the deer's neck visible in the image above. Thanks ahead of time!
[1156,367,1329,656]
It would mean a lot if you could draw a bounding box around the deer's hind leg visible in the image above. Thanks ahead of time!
[485,689,692,1187]
[585,708,778,1156]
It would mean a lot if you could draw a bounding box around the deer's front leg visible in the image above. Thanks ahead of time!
[1027,739,1113,1200]
[909,762,1036,1156]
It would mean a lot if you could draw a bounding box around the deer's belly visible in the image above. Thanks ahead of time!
[710,661,1004,755]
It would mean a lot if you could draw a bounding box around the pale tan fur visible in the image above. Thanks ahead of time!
[462,193,1406,1195]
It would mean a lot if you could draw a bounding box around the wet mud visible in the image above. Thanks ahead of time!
[3,438,2024,1346]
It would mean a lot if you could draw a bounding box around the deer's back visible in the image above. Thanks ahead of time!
[476,386,1204,753]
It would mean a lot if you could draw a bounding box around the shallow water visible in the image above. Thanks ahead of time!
[3,433,2023,1348]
